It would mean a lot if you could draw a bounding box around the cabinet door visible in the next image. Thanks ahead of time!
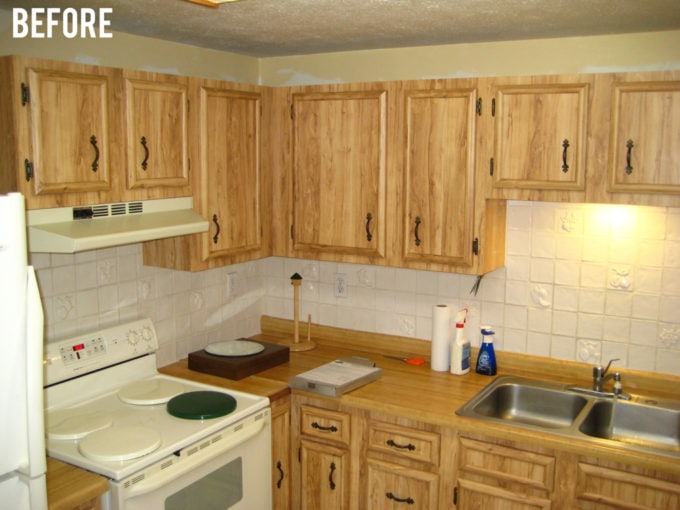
[25,67,112,195]
[300,439,350,510]
[292,90,386,257]
[366,459,438,510]
[608,81,680,193]
[403,88,477,266]
[198,86,261,259]
[492,82,588,190]
[456,479,551,510]
[271,398,291,510]
[124,73,190,192]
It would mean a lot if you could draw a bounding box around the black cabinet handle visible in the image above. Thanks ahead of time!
[386,439,416,451]
[212,214,220,244]
[328,462,336,490]
[90,135,99,172]
[275,461,284,489]
[625,139,634,174]
[311,422,338,433]
[386,492,414,504]
[141,136,149,170]
[365,212,373,241]
[414,216,422,246]
[561,139,570,173]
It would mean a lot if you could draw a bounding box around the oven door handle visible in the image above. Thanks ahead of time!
[125,417,266,498]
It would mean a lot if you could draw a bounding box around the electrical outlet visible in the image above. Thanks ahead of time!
[226,272,237,297]
[334,273,348,298]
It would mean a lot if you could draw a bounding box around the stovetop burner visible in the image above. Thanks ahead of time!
[79,425,162,462]
[47,409,113,440]
[118,378,185,405]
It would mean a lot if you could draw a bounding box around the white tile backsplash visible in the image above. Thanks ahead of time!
[31,201,680,377]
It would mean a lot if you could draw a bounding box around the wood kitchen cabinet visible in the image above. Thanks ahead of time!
[401,87,478,268]
[292,399,355,510]
[488,79,589,191]
[607,80,680,194]
[143,80,267,270]
[455,435,555,509]
[289,86,387,260]
[271,395,291,510]
[122,70,191,196]
[0,56,120,209]
[574,457,680,509]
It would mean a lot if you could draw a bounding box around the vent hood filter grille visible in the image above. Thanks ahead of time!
[27,197,208,253]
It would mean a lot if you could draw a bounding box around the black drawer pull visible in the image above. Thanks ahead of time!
[365,212,373,241]
[414,216,422,246]
[276,461,284,489]
[386,492,414,504]
[625,139,634,174]
[212,214,220,244]
[329,462,336,490]
[141,136,149,170]
[561,139,570,173]
[386,439,416,451]
[90,135,99,172]
[311,422,338,433]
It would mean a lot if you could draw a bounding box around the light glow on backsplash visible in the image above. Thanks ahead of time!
[30,200,680,377]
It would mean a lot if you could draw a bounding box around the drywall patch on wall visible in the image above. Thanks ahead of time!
[138,65,181,75]
[274,68,345,86]
[74,54,102,66]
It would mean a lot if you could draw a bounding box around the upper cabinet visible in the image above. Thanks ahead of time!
[489,80,588,191]
[402,87,477,267]
[290,88,387,259]
[608,80,680,194]
[123,71,191,196]
[0,56,119,209]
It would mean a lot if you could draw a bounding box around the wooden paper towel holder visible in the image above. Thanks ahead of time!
[279,272,315,352]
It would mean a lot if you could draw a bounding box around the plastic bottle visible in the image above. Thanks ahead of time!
[450,320,471,375]
[475,326,497,376]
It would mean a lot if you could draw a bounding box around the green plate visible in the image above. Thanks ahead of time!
[167,391,236,420]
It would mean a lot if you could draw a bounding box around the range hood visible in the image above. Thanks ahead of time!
[27,197,209,253]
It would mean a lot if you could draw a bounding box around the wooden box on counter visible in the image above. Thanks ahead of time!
[188,340,289,380]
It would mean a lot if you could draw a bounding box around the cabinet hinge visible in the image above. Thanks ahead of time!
[489,157,494,176]
[290,224,294,241]
[472,237,479,256]
[476,97,482,116]
[24,159,33,181]
[453,486,458,505]
[297,447,301,462]
[21,83,30,105]
[290,103,294,120]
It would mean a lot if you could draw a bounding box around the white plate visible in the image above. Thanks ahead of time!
[205,340,265,357]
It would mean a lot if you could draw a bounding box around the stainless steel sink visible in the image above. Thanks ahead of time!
[456,375,680,459]
[468,380,588,429]
[579,399,680,452]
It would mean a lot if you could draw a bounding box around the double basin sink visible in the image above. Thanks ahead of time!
[456,375,680,459]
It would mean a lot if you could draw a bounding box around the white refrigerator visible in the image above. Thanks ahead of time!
[0,193,47,509]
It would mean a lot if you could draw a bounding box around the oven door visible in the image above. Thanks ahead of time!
[109,412,271,510]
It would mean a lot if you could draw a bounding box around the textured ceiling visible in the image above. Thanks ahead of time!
[2,0,680,57]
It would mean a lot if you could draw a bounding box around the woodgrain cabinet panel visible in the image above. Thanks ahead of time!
[292,89,386,257]
[300,405,351,446]
[367,419,440,466]
[576,461,680,510]
[123,73,190,192]
[366,458,438,510]
[271,396,291,510]
[402,88,477,266]
[608,81,680,194]
[299,438,350,510]
[457,478,552,510]
[198,86,262,260]
[25,66,112,196]
[491,82,588,190]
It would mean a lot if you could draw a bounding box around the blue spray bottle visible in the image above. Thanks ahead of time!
[475,326,497,376]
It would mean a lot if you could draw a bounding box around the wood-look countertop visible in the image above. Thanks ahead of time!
[160,315,680,476]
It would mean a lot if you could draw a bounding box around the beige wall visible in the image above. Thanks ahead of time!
[0,9,259,83]
[259,30,680,85]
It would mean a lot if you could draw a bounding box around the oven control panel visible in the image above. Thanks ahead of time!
[44,318,159,386]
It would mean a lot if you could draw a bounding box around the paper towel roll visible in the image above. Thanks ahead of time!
[431,304,452,372]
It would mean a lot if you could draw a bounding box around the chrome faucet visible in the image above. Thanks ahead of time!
[592,358,619,392]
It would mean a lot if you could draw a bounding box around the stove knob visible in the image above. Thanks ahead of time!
[127,330,140,346]
[141,327,154,343]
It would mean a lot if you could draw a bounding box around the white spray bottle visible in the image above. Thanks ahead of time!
[450,308,471,375]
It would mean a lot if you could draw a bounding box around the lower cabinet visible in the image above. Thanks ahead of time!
[270,395,291,510]
[575,458,680,510]
[289,396,680,510]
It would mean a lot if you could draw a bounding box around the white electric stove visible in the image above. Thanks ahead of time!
[43,318,272,510]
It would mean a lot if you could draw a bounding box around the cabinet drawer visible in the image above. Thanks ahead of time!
[368,420,440,466]
[300,405,351,446]
[458,437,555,492]
[366,458,438,510]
